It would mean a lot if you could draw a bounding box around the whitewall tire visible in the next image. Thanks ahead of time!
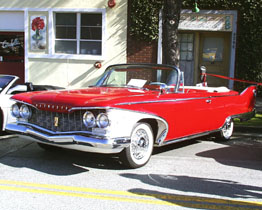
[217,118,234,141]
[121,123,154,168]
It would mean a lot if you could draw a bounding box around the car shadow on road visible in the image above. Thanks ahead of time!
[119,173,262,209]
[152,139,199,155]
[0,136,201,174]
[196,136,262,171]
[0,141,125,175]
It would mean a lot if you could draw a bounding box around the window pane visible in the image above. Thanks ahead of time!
[81,27,102,40]
[80,41,101,55]
[81,14,102,26]
[56,13,76,39]
[202,37,224,62]
[187,52,193,60]
[56,26,76,39]
[187,34,193,42]
[56,13,76,25]
[181,43,187,51]
[188,43,193,51]
[180,52,187,60]
[81,13,102,40]
[179,33,194,61]
[181,34,188,42]
[55,40,77,54]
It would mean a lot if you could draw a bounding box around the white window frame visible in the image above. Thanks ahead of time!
[28,8,106,60]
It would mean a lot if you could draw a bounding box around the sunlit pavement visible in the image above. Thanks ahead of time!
[0,132,261,209]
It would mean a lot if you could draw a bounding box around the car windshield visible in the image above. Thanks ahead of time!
[0,75,15,93]
[96,64,179,92]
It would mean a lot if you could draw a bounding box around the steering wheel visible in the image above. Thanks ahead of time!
[149,82,167,88]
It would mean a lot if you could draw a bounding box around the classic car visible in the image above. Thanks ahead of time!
[0,74,63,132]
[6,64,256,168]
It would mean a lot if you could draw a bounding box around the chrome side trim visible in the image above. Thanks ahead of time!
[115,94,237,106]
[159,130,219,146]
[116,97,209,106]
[69,106,112,112]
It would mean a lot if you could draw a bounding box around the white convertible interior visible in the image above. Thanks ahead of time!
[184,86,230,93]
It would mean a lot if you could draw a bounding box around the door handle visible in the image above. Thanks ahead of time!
[206,99,212,103]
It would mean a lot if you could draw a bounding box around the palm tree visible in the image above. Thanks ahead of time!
[162,0,182,66]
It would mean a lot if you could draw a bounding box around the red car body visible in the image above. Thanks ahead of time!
[6,64,256,168]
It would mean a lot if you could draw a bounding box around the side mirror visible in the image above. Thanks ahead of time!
[200,66,207,87]
[7,85,28,95]
[200,66,206,72]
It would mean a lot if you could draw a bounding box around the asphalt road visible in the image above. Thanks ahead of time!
[0,132,261,210]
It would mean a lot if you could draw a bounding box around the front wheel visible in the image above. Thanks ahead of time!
[216,118,234,141]
[120,123,154,168]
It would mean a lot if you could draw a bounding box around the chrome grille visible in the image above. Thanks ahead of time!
[29,109,88,132]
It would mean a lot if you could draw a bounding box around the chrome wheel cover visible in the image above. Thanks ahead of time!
[221,118,233,139]
[130,124,153,165]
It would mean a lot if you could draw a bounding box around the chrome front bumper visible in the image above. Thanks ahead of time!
[6,123,130,154]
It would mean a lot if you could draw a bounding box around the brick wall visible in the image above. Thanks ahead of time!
[126,0,158,64]
[127,37,158,63]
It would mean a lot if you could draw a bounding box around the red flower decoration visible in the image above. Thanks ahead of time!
[31,17,45,31]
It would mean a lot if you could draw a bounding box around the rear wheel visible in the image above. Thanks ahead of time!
[120,123,154,168]
[216,118,234,141]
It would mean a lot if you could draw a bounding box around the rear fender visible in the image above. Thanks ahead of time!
[240,85,257,112]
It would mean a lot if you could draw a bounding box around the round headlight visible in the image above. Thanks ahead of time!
[83,111,96,128]
[11,104,20,118]
[97,113,109,128]
[20,105,32,119]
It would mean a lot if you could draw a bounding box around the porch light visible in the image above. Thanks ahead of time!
[192,0,200,13]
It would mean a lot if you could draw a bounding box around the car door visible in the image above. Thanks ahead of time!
[156,91,226,141]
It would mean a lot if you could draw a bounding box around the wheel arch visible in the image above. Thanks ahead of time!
[137,118,168,146]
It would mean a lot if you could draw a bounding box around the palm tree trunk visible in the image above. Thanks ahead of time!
[162,0,182,67]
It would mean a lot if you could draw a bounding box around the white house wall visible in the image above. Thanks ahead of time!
[0,0,127,88]
[0,12,24,31]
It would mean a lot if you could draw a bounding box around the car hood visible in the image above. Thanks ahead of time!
[12,87,158,110]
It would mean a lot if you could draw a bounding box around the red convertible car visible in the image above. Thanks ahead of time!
[6,64,256,168]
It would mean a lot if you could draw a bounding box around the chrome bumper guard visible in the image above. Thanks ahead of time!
[6,123,130,154]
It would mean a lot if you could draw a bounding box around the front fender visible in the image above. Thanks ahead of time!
[107,109,168,145]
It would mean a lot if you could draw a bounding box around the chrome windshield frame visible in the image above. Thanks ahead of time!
[94,63,182,93]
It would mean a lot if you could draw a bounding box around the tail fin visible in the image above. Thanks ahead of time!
[240,85,257,112]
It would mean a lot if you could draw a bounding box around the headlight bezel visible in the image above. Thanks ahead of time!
[83,111,96,128]
[96,113,109,128]
[19,104,32,120]
[11,104,20,118]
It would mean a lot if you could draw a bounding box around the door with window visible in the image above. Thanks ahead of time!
[178,33,194,86]
[199,32,231,87]
[0,32,24,83]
